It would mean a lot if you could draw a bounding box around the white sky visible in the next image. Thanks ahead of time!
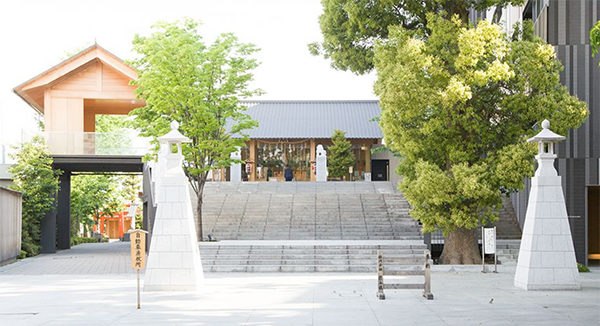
[0,0,377,160]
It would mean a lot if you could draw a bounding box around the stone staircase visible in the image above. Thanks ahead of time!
[199,182,422,241]
[494,197,522,239]
[496,240,521,265]
[199,241,428,272]
[192,182,426,272]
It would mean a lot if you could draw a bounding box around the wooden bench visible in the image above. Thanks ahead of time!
[376,249,433,300]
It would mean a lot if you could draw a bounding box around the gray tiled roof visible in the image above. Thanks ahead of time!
[237,100,382,139]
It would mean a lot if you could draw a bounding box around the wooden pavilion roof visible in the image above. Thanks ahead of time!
[13,44,138,114]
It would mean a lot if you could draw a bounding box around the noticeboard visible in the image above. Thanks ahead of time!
[130,230,147,270]
[483,227,496,254]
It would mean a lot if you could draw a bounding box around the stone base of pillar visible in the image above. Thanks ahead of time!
[144,121,203,292]
[144,170,204,292]
[514,175,580,291]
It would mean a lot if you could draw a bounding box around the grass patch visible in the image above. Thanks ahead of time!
[70,236,107,246]
[578,263,590,273]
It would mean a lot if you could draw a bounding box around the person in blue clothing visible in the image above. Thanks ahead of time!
[284,165,293,181]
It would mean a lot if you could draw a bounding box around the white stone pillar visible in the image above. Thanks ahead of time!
[144,121,203,291]
[230,147,241,182]
[514,119,580,290]
[316,144,328,182]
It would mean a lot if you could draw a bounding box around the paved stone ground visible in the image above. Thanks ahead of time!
[0,242,133,275]
[0,242,598,325]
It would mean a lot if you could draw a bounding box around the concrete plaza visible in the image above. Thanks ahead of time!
[0,242,598,326]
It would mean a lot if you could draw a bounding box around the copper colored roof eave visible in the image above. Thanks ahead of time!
[13,88,43,114]
[14,43,136,90]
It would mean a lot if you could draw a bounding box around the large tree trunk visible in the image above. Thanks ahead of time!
[439,227,482,264]
[443,2,469,24]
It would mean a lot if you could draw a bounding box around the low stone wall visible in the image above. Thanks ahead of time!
[0,187,22,265]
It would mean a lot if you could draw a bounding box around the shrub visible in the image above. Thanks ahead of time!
[578,263,590,273]
[9,137,61,257]
[328,130,355,180]
[70,236,105,246]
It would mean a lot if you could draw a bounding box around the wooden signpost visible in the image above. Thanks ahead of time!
[128,229,147,309]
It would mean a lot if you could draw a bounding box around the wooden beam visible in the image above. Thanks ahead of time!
[383,283,425,290]
[248,140,256,181]
[383,270,425,276]
[365,144,371,173]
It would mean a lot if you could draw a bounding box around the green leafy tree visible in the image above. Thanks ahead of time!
[328,130,355,180]
[130,19,260,241]
[374,16,588,264]
[120,174,143,229]
[70,174,121,237]
[309,0,525,74]
[591,20,600,58]
[95,114,132,155]
[9,137,61,256]
[96,114,129,132]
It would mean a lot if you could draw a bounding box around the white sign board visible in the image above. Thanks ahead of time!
[483,228,496,254]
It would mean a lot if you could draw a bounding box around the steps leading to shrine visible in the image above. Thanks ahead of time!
[495,240,521,265]
[199,241,428,273]
[199,182,423,241]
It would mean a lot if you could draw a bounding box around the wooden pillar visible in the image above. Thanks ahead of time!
[249,140,256,181]
[310,139,316,181]
[365,144,371,173]
[118,212,124,239]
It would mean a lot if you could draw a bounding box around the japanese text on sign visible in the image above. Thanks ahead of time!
[483,228,496,254]
[130,231,146,270]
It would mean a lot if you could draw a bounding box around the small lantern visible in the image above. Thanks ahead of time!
[527,119,565,177]
[158,121,191,156]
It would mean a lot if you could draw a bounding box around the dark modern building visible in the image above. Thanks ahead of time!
[507,0,600,265]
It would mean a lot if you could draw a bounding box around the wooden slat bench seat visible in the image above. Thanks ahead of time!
[376,250,433,300]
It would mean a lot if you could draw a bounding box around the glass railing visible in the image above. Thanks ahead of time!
[44,131,152,156]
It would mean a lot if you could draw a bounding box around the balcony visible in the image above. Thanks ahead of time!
[45,131,152,156]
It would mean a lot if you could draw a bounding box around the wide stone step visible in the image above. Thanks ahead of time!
[199,245,427,251]
[203,264,426,273]
[201,253,425,259]
[205,259,424,266]
[197,241,428,272]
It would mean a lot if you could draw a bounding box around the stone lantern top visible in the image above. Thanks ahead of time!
[158,121,191,144]
[527,119,565,157]
[527,119,565,143]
